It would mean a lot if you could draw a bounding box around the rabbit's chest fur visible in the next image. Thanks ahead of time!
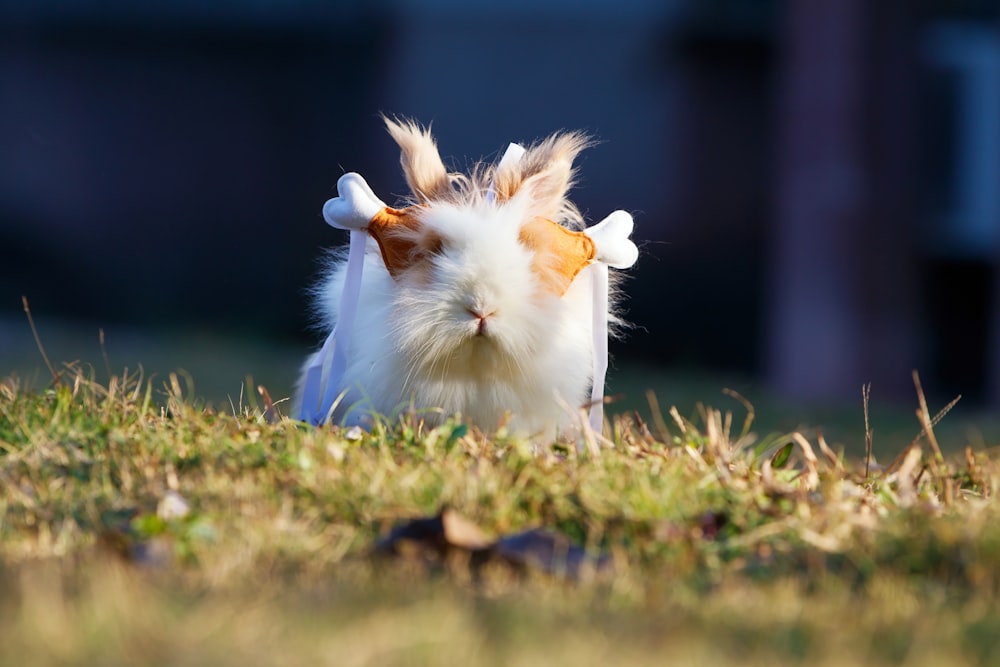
[314,251,594,437]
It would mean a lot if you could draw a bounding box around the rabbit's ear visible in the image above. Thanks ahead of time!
[496,132,590,219]
[383,115,452,203]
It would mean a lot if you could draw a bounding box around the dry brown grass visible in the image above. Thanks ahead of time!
[2,363,1000,666]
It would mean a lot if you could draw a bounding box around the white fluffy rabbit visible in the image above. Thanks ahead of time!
[295,118,637,438]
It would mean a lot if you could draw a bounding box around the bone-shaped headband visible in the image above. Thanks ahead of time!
[322,172,638,293]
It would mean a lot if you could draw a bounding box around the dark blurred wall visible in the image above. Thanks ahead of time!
[640,9,775,372]
[0,1,693,344]
[2,0,999,406]
[1,4,391,338]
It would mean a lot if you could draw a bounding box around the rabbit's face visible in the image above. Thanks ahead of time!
[389,202,557,383]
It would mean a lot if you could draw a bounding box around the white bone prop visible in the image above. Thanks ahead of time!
[585,210,638,269]
[323,172,387,230]
[298,173,385,424]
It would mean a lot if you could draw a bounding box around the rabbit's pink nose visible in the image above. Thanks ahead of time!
[466,308,495,336]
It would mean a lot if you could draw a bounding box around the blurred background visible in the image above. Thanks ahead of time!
[2,0,999,447]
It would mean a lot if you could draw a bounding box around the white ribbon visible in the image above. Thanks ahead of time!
[300,173,391,424]
[297,322,335,424]
[298,228,367,425]
[589,262,610,433]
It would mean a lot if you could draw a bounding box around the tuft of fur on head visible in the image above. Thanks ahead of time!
[382,115,455,203]
[488,132,592,228]
[382,116,591,229]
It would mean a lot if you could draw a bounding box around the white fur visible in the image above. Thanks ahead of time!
[296,118,635,438]
[297,198,595,439]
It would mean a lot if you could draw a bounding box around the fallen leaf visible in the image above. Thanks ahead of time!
[371,508,610,581]
[494,528,611,578]
[372,509,487,558]
[440,508,492,550]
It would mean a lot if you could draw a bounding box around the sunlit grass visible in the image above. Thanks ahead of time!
[2,362,1000,666]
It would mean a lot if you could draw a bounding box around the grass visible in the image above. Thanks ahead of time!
[3,360,1000,666]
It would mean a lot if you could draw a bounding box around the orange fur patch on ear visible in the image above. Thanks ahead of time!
[368,206,424,278]
[367,207,594,292]
[519,217,596,296]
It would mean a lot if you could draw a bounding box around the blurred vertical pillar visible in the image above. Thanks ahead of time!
[986,16,1000,409]
[992,15,1000,409]
[767,0,919,401]
[767,0,868,399]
